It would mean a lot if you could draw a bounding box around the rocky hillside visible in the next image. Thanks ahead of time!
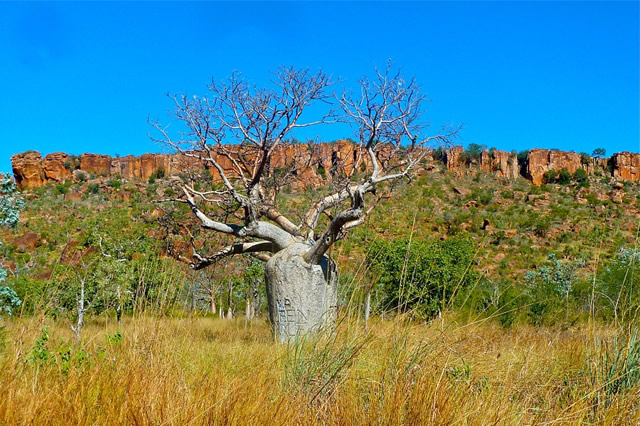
[11,143,640,190]
[2,151,638,289]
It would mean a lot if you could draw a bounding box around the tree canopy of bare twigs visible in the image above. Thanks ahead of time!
[150,63,459,269]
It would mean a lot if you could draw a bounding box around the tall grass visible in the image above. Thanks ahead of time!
[0,316,638,424]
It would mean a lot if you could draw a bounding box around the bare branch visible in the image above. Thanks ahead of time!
[191,241,274,270]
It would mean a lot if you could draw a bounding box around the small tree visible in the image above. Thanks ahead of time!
[463,143,487,164]
[592,148,606,158]
[367,237,477,319]
[0,173,25,317]
[151,64,458,339]
[523,254,584,324]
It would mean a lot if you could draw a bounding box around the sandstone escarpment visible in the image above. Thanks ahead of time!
[42,152,73,182]
[10,140,390,190]
[526,149,582,185]
[11,151,45,188]
[611,152,640,182]
[481,149,519,179]
[11,143,640,189]
[445,146,464,172]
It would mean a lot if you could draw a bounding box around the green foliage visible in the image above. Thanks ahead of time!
[0,285,21,316]
[544,168,577,185]
[152,168,166,179]
[28,328,92,374]
[523,254,584,324]
[107,179,122,189]
[589,328,640,401]
[557,168,572,185]
[368,237,477,319]
[88,183,100,194]
[573,168,588,182]
[0,174,25,228]
[517,150,529,163]
[543,170,558,184]
[580,152,591,165]
[0,174,24,316]
[28,327,51,365]
[464,143,487,163]
[76,171,88,182]
[594,248,640,321]
[592,148,606,158]
[55,183,70,195]
[477,189,493,205]
[282,329,366,399]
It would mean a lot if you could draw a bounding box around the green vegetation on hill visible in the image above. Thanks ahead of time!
[0,161,638,327]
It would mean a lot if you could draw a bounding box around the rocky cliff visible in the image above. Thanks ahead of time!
[611,152,640,182]
[480,149,519,179]
[11,143,640,189]
[11,140,391,190]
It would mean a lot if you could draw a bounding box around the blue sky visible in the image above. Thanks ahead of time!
[0,1,638,173]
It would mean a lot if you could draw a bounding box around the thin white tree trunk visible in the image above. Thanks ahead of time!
[210,291,217,315]
[227,282,233,320]
[72,279,85,341]
[364,290,371,328]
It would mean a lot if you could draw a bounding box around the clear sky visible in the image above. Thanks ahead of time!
[1,1,638,173]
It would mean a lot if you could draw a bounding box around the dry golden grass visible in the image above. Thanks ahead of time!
[0,315,638,425]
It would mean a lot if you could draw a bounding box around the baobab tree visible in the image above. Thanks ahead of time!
[150,64,458,340]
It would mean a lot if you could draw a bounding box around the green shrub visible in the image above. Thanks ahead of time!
[367,237,478,319]
[543,170,558,184]
[557,168,572,184]
[523,254,584,325]
[54,184,69,195]
[573,168,588,182]
[463,143,486,164]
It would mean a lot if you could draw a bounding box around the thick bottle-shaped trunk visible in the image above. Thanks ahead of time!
[265,243,338,341]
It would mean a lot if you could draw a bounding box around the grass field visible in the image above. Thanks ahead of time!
[1,316,638,425]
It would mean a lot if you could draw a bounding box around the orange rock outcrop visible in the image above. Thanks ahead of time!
[526,149,582,185]
[10,144,640,189]
[445,146,464,172]
[611,152,640,182]
[42,152,72,182]
[481,149,519,179]
[80,154,111,176]
[11,151,44,188]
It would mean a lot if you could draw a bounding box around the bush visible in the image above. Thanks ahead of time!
[463,143,486,164]
[149,168,166,182]
[0,285,21,317]
[543,170,558,184]
[367,237,478,319]
[55,184,69,195]
[88,183,100,194]
[107,179,122,189]
[594,247,640,321]
[523,254,584,325]
[573,168,588,182]
[557,168,571,184]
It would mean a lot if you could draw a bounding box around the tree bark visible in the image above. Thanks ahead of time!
[265,243,338,341]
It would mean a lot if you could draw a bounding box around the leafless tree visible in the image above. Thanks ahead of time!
[150,63,458,340]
